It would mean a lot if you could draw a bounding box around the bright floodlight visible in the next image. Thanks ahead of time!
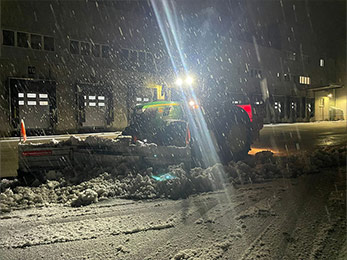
[175,78,183,86]
[189,100,195,106]
[185,76,193,85]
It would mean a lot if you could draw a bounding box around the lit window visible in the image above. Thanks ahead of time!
[27,93,36,98]
[98,102,105,106]
[320,59,324,67]
[28,101,37,105]
[39,93,48,98]
[89,96,96,100]
[39,101,48,106]
[89,102,96,106]
[18,93,24,98]
[143,98,149,102]
[136,97,142,102]
[299,76,311,85]
[98,96,105,100]
[19,100,24,105]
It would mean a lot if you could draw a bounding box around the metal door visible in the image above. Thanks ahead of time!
[76,84,113,129]
[18,92,50,129]
[82,93,107,127]
[9,78,56,132]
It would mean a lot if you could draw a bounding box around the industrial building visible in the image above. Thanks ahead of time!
[0,0,344,136]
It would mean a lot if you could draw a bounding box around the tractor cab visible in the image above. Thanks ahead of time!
[123,101,190,147]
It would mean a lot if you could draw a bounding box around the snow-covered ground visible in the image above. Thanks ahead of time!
[0,167,345,259]
[0,145,346,259]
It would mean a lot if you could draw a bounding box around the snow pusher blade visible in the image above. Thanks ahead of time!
[18,135,191,185]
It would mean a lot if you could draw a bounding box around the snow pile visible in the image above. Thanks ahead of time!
[225,146,346,185]
[1,146,345,213]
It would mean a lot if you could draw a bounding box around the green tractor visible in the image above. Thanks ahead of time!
[123,98,255,167]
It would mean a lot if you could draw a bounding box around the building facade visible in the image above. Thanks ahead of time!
[0,0,343,136]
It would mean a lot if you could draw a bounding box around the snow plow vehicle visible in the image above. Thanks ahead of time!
[17,82,264,185]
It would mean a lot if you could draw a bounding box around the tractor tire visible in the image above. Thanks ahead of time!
[220,121,251,162]
[213,106,252,164]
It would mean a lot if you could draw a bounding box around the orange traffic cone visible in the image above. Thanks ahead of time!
[20,119,27,143]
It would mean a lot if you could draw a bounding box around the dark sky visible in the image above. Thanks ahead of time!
[307,0,346,59]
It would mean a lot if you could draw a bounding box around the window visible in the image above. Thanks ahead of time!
[146,53,156,72]
[286,51,296,61]
[138,52,146,71]
[101,45,110,58]
[129,50,138,64]
[17,32,29,48]
[303,55,310,64]
[256,70,262,79]
[44,36,54,51]
[81,42,91,55]
[31,34,42,50]
[92,44,100,57]
[70,40,79,54]
[320,59,324,67]
[119,49,129,62]
[3,30,15,46]
[299,76,310,85]
[276,72,281,81]
[139,52,146,63]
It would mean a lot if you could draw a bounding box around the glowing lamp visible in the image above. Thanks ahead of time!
[185,76,193,85]
[175,78,183,86]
